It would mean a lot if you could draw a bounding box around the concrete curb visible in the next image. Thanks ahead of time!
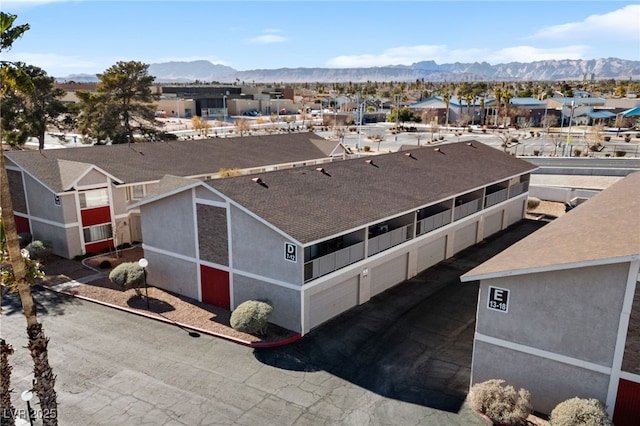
[37,283,301,348]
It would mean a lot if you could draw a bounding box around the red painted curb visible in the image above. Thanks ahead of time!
[37,284,300,348]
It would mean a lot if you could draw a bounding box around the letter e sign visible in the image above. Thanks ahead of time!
[284,242,297,263]
[487,286,509,313]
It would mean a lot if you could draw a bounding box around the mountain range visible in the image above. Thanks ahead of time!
[59,57,640,84]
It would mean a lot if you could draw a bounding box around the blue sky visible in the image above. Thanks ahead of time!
[2,1,639,77]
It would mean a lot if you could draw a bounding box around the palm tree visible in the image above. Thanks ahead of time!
[493,87,503,126]
[1,12,58,425]
[1,339,16,426]
[440,85,451,127]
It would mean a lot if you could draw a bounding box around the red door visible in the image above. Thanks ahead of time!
[614,378,640,426]
[200,265,230,309]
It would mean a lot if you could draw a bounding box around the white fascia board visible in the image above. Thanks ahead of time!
[461,255,640,282]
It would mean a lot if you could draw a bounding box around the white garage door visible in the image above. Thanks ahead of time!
[371,254,408,297]
[483,211,503,239]
[417,236,447,272]
[307,276,359,330]
[453,222,478,254]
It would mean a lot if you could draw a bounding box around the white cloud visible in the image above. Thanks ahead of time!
[248,34,287,44]
[530,4,640,41]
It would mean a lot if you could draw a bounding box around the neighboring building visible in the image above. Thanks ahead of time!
[461,172,640,424]
[4,133,348,259]
[409,96,480,126]
[132,142,535,335]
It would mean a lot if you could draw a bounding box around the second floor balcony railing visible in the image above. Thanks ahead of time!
[417,209,452,236]
[509,182,527,198]
[368,224,414,257]
[485,188,509,208]
[304,242,365,282]
[454,199,482,221]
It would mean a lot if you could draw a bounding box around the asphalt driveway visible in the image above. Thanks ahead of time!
[255,219,547,412]
[2,219,546,425]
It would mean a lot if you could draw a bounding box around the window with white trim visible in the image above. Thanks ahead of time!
[126,185,145,201]
[79,189,109,208]
[83,224,112,243]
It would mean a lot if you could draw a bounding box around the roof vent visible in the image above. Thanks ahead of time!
[252,177,268,188]
[316,167,331,177]
[467,142,477,148]
[405,152,416,160]
[434,148,445,155]
[365,159,376,166]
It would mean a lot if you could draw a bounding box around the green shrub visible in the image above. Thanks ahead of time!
[99,260,112,269]
[527,197,541,210]
[25,240,53,260]
[467,379,532,426]
[230,300,273,336]
[549,397,611,426]
[18,232,32,248]
[108,262,145,294]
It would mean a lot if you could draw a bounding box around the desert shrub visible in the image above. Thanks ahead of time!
[527,197,541,210]
[624,136,631,142]
[99,260,112,269]
[467,379,532,426]
[18,232,32,248]
[363,145,371,152]
[573,149,582,157]
[230,300,273,335]
[25,240,54,260]
[614,150,626,157]
[549,397,611,426]
[108,262,145,294]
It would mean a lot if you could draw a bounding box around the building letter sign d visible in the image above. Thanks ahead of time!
[284,242,297,263]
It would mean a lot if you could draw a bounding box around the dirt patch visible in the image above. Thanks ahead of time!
[38,247,298,345]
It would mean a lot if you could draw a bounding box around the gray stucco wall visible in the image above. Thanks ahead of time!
[77,169,108,187]
[145,250,199,301]
[230,205,301,284]
[232,274,301,332]
[196,186,225,203]
[140,190,196,258]
[472,340,610,415]
[111,187,128,216]
[477,263,628,366]
[24,173,65,223]
[30,220,73,258]
[61,193,78,224]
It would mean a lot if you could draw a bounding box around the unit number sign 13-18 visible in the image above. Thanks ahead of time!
[487,286,509,313]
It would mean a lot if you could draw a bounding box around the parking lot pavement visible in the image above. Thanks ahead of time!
[2,219,546,425]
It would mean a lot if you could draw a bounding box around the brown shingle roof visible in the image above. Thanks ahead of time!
[463,171,640,281]
[205,141,536,243]
[4,133,340,193]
